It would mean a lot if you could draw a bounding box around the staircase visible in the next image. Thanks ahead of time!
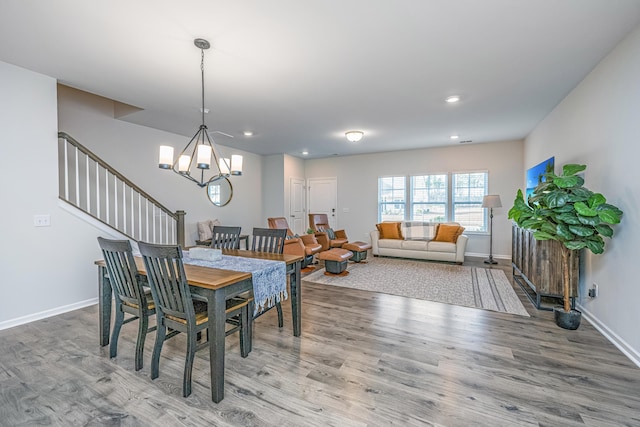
[58,132,184,246]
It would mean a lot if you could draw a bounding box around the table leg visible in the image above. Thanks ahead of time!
[98,266,112,347]
[208,288,226,403]
[290,260,302,337]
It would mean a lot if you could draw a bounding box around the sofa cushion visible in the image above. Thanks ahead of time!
[376,222,403,239]
[433,224,465,243]
[378,239,404,249]
[401,221,436,241]
[427,241,457,253]
[401,240,429,251]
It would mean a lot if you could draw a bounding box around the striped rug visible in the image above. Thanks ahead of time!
[303,256,530,317]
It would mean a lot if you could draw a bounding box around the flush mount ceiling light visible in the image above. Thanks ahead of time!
[450,135,459,140]
[158,38,242,188]
[345,131,364,142]
[446,95,460,103]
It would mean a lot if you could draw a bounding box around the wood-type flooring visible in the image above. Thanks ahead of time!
[1,257,639,426]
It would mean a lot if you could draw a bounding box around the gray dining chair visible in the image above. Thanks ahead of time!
[211,225,242,249]
[97,237,156,371]
[138,241,250,397]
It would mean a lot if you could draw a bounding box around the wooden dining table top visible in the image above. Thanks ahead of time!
[95,248,303,291]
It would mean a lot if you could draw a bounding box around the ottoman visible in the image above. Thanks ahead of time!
[318,248,354,275]
[342,241,372,263]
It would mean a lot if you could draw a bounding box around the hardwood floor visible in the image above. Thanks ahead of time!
[1,257,640,426]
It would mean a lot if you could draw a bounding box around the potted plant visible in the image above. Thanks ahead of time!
[508,164,623,329]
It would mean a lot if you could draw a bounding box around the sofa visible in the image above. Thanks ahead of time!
[370,221,468,264]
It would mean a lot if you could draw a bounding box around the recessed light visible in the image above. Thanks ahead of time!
[445,95,460,103]
[450,135,459,140]
[243,131,254,137]
[302,150,309,156]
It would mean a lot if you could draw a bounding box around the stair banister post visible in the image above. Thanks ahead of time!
[175,210,186,248]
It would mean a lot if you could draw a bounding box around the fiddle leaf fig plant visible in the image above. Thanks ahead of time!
[508,164,623,313]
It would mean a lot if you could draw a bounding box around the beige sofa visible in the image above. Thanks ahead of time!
[370,221,468,264]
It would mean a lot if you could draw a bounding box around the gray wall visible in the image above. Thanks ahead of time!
[524,24,640,364]
[57,85,263,245]
[0,63,100,326]
[304,140,524,259]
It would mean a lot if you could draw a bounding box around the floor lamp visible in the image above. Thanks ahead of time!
[482,194,502,265]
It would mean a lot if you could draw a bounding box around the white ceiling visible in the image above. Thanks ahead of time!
[2,0,640,159]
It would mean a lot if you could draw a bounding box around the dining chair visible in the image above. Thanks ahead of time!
[138,241,250,397]
[250,227,287,327]
[211,225,242,249]
[97,237,156,371]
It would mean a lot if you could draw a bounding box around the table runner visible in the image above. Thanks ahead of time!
[183,252,287,314]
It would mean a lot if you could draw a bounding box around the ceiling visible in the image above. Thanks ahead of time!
[2,1,640,159]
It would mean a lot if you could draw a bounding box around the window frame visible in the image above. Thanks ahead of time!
[377,170,489,233]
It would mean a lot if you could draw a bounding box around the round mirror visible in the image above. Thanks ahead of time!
[207,177,233,207]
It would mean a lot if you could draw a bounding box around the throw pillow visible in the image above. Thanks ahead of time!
[376,222,403,240]
[324,228,336,240]
[433,224,465,243]
[196,218,221,241]
[197,220,213,241]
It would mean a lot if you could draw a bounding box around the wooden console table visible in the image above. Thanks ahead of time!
[511,224,578,310]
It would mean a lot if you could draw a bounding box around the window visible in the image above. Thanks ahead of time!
[378,176,406,222]
[410,174,447,222]
[453,172,487,232]
[377,171,489,232]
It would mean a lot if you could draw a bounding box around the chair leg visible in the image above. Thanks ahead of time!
[239,305,251,358]
[109,306,124,359]
[276,302,284,328]
[183,329,197,397]
[151,319,166,380]
[134,312,148,371]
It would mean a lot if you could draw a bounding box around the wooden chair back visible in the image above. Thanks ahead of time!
[211,225,242,249]
[138,242,195,324]
[251,227,286,254]
[97,237,146,308]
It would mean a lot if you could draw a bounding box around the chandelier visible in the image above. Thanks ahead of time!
[158,38,242,188]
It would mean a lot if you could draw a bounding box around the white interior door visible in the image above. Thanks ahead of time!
[307,177,338,228]
[289,178,306,235]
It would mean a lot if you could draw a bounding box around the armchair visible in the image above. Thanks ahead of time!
[267,217,322,267]
[308,213,348,251]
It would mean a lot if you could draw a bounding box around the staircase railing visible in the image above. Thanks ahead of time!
[58,132,185,246]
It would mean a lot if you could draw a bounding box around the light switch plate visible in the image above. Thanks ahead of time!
[34,214,51,227]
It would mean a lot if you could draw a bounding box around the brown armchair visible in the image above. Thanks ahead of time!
[267,217,322,267]
[308,213,348,251]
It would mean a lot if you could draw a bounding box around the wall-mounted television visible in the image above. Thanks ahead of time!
[526,156,554,201]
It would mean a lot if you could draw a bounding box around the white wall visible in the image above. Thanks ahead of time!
[57,85,263,245]
[0,63,101,326]
[304,140,524,258]
[262,154,285,226]
[525,24,640,363]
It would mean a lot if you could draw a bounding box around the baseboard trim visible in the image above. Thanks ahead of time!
[465,251,510,260]
[0,298,98,332]
[577,303,640,368]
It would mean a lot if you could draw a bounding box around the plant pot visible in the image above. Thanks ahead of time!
[553,306,582,330]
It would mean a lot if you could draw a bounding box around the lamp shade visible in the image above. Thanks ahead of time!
[482,194,502,208]
[231,154,243,175]
[158,146,174,169]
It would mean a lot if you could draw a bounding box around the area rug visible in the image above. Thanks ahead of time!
[304,257,529,317]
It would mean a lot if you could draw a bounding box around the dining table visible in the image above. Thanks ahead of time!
[95,248,303,403]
